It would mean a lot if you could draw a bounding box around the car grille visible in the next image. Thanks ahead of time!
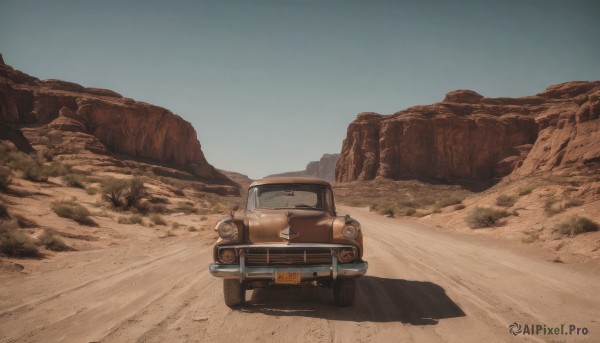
[244,248,332,266]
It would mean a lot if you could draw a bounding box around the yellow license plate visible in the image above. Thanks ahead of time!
[275,272,301,285]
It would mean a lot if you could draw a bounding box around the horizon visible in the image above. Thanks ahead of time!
[1,0,599,179]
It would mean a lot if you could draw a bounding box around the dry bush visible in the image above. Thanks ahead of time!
[564,198,584,208]
[0,166,12,190]
[466,207,510,229]
[0,202,9,219]
[521,232,540,244]
[52,200,95,225]
[150,214,167,225]
[454,204,466,210]
[176,202,197,214]
[200,216,208,221]
[14,214,37,228]
[544,198,564,217]
[188,226,198,232]
[86,187,98,195]
[124,177,147,209]
[436,195,463,208]
[62,173,86,188]
[101,178,129,208]
[554,216,599,236]
[38,229,69,251]
[171,222,181,229]
[496,194,517,207]
[518,185,536,196]
[0,220,40,257]
[118,214,144,225]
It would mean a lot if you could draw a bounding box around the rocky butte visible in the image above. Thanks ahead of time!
[267,153,339,181]
[336,81,600,185]
[0,53,238,195]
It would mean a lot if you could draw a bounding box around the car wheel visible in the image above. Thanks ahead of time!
[333,278,356,306]
[223,279,245,307]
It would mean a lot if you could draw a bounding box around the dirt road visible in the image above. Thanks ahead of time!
[1,206,599,343]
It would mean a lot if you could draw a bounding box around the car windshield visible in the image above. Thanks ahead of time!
[247,184,334,212]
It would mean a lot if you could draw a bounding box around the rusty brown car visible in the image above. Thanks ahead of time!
[209,177,368,307]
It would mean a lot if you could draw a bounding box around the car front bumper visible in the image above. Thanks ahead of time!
[209,261,368,281]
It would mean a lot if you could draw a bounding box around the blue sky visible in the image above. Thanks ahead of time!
[1,1,598,179]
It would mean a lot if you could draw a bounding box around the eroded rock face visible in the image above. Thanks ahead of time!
[336,81,600,183]
[267,153,340,181]
[0,55,232,186]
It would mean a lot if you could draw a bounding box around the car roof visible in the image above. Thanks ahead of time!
[249,177,332,188]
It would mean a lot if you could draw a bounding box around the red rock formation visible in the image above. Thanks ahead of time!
[0,54,234,189]
[267,153,340,181]
[336,81,600,183]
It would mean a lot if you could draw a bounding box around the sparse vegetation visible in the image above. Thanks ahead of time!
[544,198,564,217]
[522,232,540,244]
[564,198,584,208]
[0,166,12,190]
[86,186,99,195]
[466,207,510,229]
[517,185,536,196]
[0,220,40,257]
[554,216,599,236]
[62,173,86,188]
[101,178,129,208]
[0,202,9,219]
[176,201,198,214]
[52,200,94,225]
[38,229,69,251]
[454,204,466,211]
[101,177,147,210]
[150,214,167,226]
[496,194,517,207]
[188,226,198,232]
[171,222,181,229]
[436,195,463,208]
[118,214,144,225]
[14,214,37,228]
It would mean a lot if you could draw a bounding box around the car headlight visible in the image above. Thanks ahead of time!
[218,249,237,263]
[338,248,356,263]
[217,221,238,240]
[342,224,358,240]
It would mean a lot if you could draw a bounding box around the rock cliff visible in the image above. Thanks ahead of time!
[0,54,236,192]
[267,154,339,181]
[336,81,600,183]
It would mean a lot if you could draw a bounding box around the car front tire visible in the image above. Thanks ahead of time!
[333,278,356,306]
[223,279,245,307]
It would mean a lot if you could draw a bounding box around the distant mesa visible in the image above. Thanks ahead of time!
[336,81,600,184]
[267,153,339,182]
[0,53,238,195]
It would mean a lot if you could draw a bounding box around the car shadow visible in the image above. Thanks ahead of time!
[241,275,465,325]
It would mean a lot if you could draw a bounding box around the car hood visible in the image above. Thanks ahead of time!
[246,209,334,244]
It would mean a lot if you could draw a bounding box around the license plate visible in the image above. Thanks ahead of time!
[275,272,301,285]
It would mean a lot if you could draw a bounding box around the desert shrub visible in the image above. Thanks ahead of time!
[454,204,466,211]
[45,161,72,177]
[522,232,540,244]
[518,185,536,196]
[62,173,86,188]
[404,208,417,216]
[38,229,69,251]
[14,214,37,228]
[149,204,169,214]
[124,177,147,209]
[496,194,517,207]
[0,221,40,257]
[3,151,47,181]
[0,166,12,190]
[173,188,185,196]
[466,207,510,229]
[200,216,208,221]
[554,216,599,236]
[176,202,197,214]
[171,221,181,229]
[86,187,98,195]
[52,200,94,225]
[150,214,166,225]
[188,226,198,232]
[436,195,463,208]
[564,198,584,208]
[101,178,129,208]
[118,214,144,225]
[544,198,563,217]
[0,202,9,219]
